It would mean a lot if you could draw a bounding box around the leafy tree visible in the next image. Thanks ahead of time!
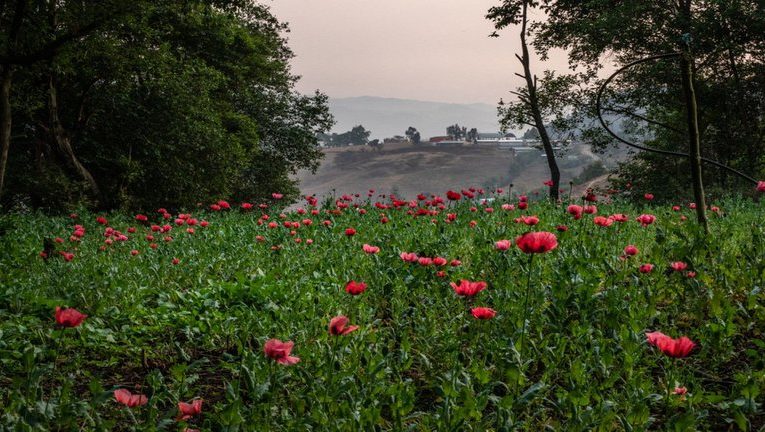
[405,126,421,145]
[527,0,765,231]
[488,1,582,201]
[446,124,467,141]
[0,1,332,210]
[467,127,478,142]
[329,125,370,147]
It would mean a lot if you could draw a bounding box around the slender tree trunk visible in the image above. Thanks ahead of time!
[48,74,101,201]
[679,1,708,233]
[519,1,560,201]
[0,66,11,197]
[680,55,707,232]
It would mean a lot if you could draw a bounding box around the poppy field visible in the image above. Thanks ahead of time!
[1,190,765,431]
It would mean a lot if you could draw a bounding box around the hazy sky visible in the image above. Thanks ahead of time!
[268,0,570,105]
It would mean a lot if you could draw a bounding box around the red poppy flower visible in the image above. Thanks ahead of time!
[757,181,765,192]
[593,216,613,227]
[624,245,639,256]
[418,257,433,266]
[362,244,380,254]
[55,306,87,327]
[495,240,511,251]
[345,280,367,295]
[639,264,654,273]
[345,228,356,236]
[263,339,300,365]
[450,259,462,267]
[451,280,487,297]
[518,201,528,210]
[114,389,148,407]
[636,214,657,226]
[543,180,554,186]
[567,205,583,219]
[329,315,359,336]
[501,203,515,211]
[644,193,654,201]
[446,190,461,201]
[610,213,629,223]
[520,215,539,226]
[646,331,696,358]
[96,216,108,225]
[670,261,688,272]
[673,386,688,395]
[584,192,597,202]
[556,225,568,232]
[400,252,418,262]
[471,307,496,320]
[177,399,203,420]
[515,232,558,254]
[433,257,447,266]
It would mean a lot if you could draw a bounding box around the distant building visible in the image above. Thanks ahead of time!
[429,136,451,143]
[473,131,545,151]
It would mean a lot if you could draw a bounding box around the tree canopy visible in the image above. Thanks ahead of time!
[0,1,332,211]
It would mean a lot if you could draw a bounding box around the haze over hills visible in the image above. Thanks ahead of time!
[329,96,515,140]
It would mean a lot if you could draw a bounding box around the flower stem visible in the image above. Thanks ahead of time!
[518,254,535,363]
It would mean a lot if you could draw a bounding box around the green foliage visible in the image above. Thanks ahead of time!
[515,0,765,201]
[572,161,607,185]
[325,125,371,147]
[1,1,332,211]
[1,196,765,430]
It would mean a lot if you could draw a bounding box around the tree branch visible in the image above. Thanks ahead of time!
[0,19,104,65]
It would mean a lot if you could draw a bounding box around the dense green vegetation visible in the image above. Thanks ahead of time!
[1,193,764,430]
[0,1,331,211]
[488,0,765,203]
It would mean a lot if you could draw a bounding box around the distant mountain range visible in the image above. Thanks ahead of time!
[328,96,513,140]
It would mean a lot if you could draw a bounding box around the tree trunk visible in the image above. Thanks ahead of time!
[679,0,708,233]
[519,1,560,201]
[0,66,11,198]
[48,74,101,201]
[680,55,708,233]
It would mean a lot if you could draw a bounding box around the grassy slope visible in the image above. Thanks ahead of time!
[296,143,598,200]
[1,196,764,430]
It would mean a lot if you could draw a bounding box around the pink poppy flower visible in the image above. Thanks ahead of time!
[451,280,487,297]
[362,244,380,254]
[329,315,359,336]
[114,389,148,407]
[177,399,203,420]
[646,331,696,358]
[471,307,496,320]
[263,339,300,365]
[495,240,511,251]
[515,232,558,254]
